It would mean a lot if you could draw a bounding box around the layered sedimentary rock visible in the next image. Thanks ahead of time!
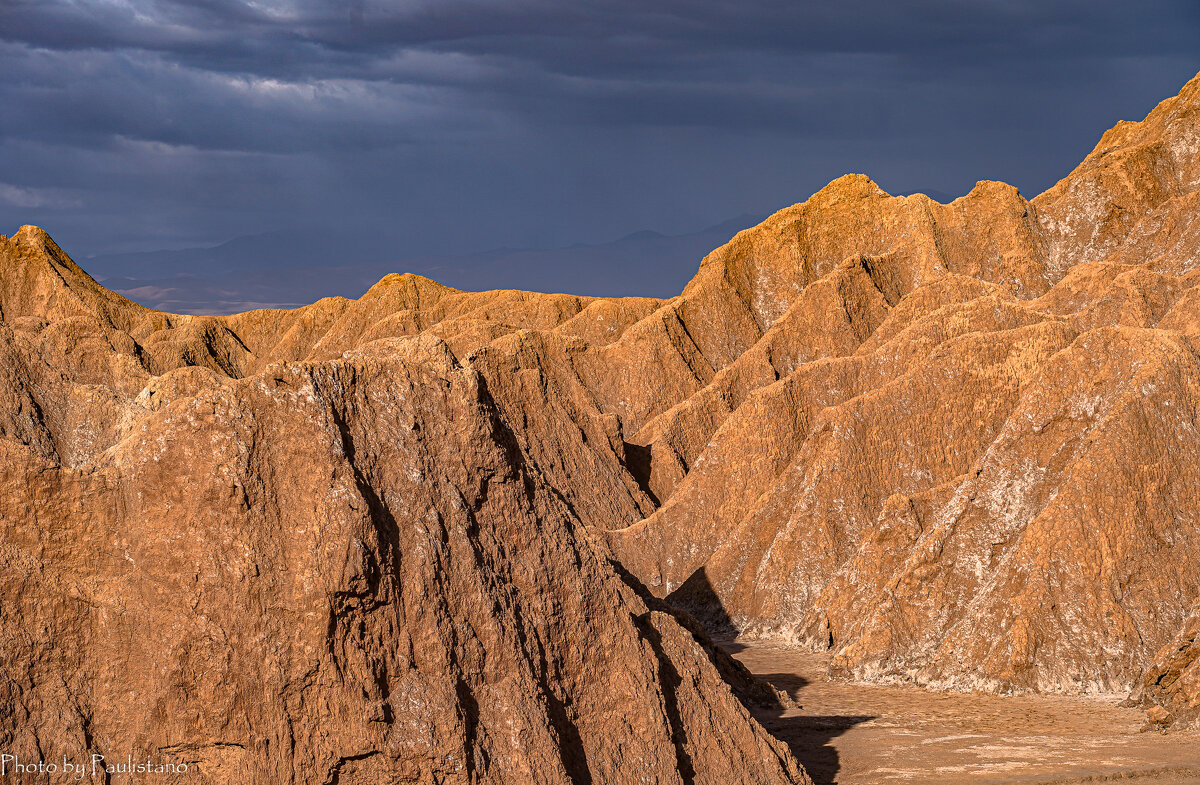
[4,69,1200,782]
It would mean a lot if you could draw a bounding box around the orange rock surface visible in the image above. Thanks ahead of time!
[0,229,805,782]
[610,71,1200,701]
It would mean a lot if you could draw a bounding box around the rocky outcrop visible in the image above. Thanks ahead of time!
[607,71,1200,699]
[1126,605,1200,729]
[0,233,806,782]
[5,68,1200,782]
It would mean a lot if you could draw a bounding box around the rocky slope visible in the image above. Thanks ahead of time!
[3,68,1200,781]
[606,70,1200,700]
[0,227,806,783]
[1126,603,1200,729]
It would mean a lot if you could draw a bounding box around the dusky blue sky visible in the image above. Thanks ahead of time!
[2,1,1199,271]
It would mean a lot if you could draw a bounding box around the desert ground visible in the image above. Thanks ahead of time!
[729,639,1200,785]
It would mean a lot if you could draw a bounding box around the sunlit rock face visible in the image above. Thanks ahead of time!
[0,231,807,783]
[607,70,1200,698]
[3,69,1200,784]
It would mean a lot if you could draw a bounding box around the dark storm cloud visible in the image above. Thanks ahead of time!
[0,0,1198,269]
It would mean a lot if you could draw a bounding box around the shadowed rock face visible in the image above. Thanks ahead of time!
[3,70,1200,781]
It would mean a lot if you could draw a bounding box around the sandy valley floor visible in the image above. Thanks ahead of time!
[726,640,1200,785]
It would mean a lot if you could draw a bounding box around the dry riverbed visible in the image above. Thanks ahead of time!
[725,640,1200,785]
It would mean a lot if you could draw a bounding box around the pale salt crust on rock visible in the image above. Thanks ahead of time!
[609,70,1200,709]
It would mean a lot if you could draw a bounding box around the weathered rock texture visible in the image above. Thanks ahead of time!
[607,70,1200,700]
[0,227,806,783]
[1126,603,1200,729]
[4,68,1200,780]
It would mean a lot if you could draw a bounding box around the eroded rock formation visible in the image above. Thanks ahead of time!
[609,71,1200,698]
[4,68,1200,782]
[0,228,805,783]
[1126,603,1200,729]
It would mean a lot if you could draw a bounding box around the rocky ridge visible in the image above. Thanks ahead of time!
[610,71,1200,707]
[0,226,806,783]
[3,69,1200,781]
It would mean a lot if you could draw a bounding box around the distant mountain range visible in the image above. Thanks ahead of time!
[85,214,766,313]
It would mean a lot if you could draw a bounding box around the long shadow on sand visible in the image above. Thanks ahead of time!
[753,678,874,785]
[667,568,874,785]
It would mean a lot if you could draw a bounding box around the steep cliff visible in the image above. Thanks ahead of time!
[0,230,806,783]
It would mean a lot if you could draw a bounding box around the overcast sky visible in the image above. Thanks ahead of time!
[2,0,1199,262]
